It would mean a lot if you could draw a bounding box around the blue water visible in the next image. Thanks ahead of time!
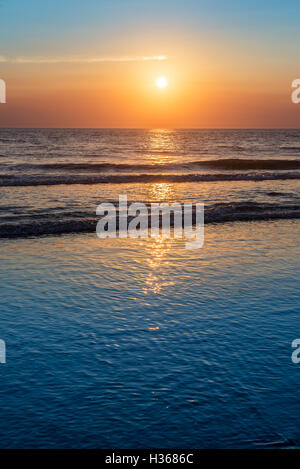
[0,129,300,447]
[0,220,300,448]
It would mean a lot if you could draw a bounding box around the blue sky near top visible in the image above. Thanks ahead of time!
[1,0,300,59]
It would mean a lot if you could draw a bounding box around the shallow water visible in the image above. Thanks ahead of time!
[0,219,299,448]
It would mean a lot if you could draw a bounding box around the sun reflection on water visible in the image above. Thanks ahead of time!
[146,129,178,164]
[143,236,174,295]
[142,131,178,294]
[148,182,174,201]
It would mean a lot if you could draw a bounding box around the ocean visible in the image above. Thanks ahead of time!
[0,129,299,448]
[1,129,300,237]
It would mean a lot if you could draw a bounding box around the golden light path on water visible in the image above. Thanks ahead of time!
[142,181,176,295]
[146,129,178,165]
[139,131,178,295]
[143,237,174,295]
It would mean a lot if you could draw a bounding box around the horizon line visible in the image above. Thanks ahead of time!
[0,126,300,130]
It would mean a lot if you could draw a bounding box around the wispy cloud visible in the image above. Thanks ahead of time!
[2,55,168,64]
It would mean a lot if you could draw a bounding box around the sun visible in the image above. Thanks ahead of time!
[156,76,168,89]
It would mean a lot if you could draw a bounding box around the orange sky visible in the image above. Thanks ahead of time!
[0,57,299,128]
[1,1,300,128]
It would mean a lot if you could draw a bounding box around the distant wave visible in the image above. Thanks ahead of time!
[9,158,300,173]
[280,146,300,151]
[1,201,299,238]
[1,171,300,187]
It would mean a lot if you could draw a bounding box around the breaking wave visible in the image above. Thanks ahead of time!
[1,201,299,238]
[7,158,300,173]
[1,171,300,187]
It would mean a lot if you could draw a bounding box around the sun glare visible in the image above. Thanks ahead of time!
[156,76,168,89]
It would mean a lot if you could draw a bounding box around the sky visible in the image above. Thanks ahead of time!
[0,0,300,127]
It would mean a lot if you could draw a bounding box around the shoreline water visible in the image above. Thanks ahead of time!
[0,219,299,448]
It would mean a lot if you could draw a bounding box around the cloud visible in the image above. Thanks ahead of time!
[12,55,168,64]
[0,56,7,62]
